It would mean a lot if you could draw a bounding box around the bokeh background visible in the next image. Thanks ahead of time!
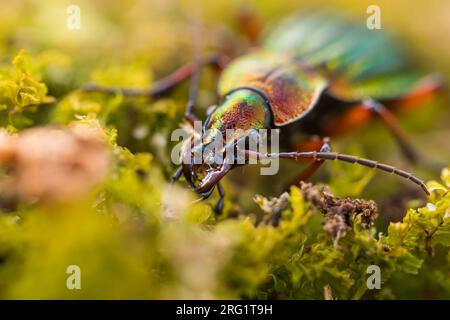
[0,0,449,299]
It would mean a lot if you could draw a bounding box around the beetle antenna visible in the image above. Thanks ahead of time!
[254,151,430,195]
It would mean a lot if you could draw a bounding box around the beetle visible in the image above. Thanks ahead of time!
[84,12,441,214]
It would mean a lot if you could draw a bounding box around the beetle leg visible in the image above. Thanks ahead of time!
[169,166,183,187]
[270,207,287,227]
[361,98,419,163]
[82,54,227,99]
[297,141,331,181]
[184,23,203,125]
[164,166,183,196]
[326,98,420,163]
[214,182,225,215]
[288,138,331,186]
[393,73,442,113]
[163,166,183,214]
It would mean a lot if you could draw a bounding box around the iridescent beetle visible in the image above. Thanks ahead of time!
[84,12,441,214]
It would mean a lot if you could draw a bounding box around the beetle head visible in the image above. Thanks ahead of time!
[181,88,271,197]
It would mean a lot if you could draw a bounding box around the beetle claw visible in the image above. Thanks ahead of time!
[214,198,224,215]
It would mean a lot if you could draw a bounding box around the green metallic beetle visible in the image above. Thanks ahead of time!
[84,12,441,213]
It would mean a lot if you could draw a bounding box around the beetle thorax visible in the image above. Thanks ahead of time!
[205,88,271,144]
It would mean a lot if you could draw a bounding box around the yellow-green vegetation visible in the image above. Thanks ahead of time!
[0,0,449,299]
